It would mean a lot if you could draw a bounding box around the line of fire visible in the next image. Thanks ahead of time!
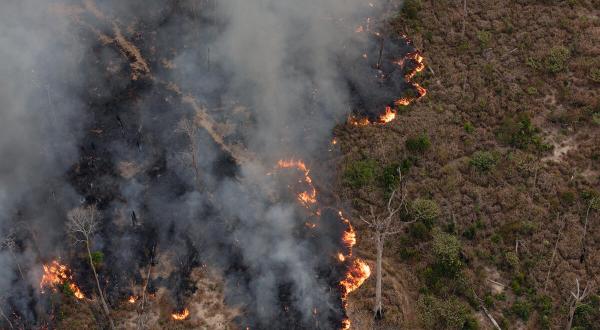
[1,1,426,329]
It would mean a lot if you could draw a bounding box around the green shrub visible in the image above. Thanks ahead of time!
[424,30,433,42]
[343,159,377,188]
[484,294,494,308]
[402,0,422,20]
[496,114,542,149]
[470,151,498,172]
[399,246,418,261]
[91,251,104,266]
[589,68,600,83]
[504,251,519,269]
[431,228,462,276]
[592,113,600,125]
[560,190,576,206]
[572,303,596,329]
[462,225,476,240]
[490,233,502,244]
[545,46,570,73]
[61,282,75,297]
[534,295,553,329]
[418,295,475,329]
[463,316,479,330]
[476,30,492,48]
[511,299,532,320]
[458,40,470,53]
[526,86,538,95]
[526,57,542,71]
[378,163,401,192]
[464,121,474,133]
[411,198,440,227]
[409,221,430,239]
[400,157,414,173]
[406,134,431,153]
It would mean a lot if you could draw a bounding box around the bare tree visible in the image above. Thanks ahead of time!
[472,289,501,330]
[462,0,467,36]
[361,169,415,319]
[580,196,599,261]
[544,213,565,293]
[178,119,203,190]
[566,278,593,330]
[0,296,13,329]
[67,206,115,330]
[1,233,24,280]
[136,245,156,330]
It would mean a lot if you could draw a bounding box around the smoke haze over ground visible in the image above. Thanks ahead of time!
[0,0,416,328]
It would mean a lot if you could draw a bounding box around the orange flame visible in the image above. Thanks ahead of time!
[171,308,190,320]
[274,166,371,330]
[350,49,427,128]
[341,259,371,295]
[378,106,396,123]
[349,116,370,126]
[394,98,411,107]
[339,259,371,329]
[341,319,351,330]
[339,211,357,249]
[128,296,137,304]
[276,159,317,207]
[338,212,371,329]
[40,260,85,300]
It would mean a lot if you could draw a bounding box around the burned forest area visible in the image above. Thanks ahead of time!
[1,0,599,330]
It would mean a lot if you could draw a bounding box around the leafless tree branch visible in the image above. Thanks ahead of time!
[361,168,418,319]
[67,206,115,330]
[566,278,593,330]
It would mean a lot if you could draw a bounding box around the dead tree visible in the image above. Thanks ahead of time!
[544,213,565,293]
[67,206,115,330]
[178,119,203,190]
[580,197,599,262]
[566,278,593,330]
[1,234,24,280]
[0,296,13,329]
[136,245,156,330]
[462,0,467,36]
[360,169,415,319]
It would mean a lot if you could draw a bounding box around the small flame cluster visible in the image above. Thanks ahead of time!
[350,28,427,126]
[171,308,190,321]
[275,160,370,329]
[276,159,318,207]
[40,260,85,300]
[338,212,371,330]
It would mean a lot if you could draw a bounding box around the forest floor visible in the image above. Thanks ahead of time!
[343,0,600,329]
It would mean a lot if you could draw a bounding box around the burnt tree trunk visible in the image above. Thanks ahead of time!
[86,240,115,330]
[374,231,384,320]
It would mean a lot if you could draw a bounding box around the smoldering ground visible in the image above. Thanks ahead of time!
[0,0,416,328]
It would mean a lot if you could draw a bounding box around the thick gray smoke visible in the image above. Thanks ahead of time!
[0,0,407,328]
[0,0,88,311]
[213,0,363,156]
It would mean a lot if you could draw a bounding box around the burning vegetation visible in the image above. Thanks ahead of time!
[40,261,85,300]
[0,0,425,329]
[171,308,190,321]
[348,38,427,126]
[275,159,372,328]
[276,159,318,207]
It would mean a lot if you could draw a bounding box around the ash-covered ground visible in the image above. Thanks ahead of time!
[0,1,423,329]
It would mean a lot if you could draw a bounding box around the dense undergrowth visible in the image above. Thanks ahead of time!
[341,0,600,328]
